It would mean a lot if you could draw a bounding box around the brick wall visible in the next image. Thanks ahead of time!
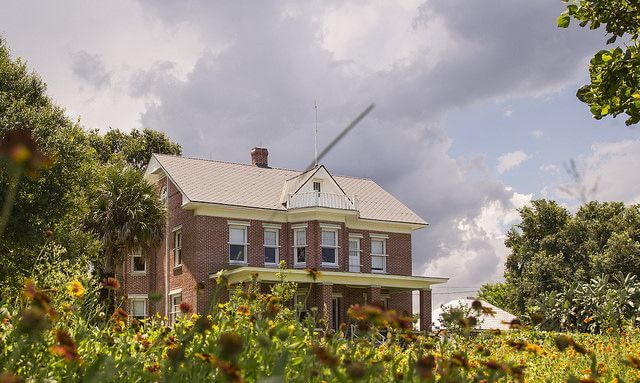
[123,177,418,321]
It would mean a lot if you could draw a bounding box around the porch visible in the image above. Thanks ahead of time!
[210,266,447,331]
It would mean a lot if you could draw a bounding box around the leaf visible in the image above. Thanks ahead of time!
[607,35,617,45]
[558,12,571,28]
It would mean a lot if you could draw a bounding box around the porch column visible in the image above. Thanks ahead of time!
[318,283,333,328]
[419,288,432,332]
[367,285,381,306]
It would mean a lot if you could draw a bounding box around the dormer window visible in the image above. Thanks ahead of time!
[313,181,321,192]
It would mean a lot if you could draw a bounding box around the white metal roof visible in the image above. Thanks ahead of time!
[146,154,427,225]
[432,298,518,331]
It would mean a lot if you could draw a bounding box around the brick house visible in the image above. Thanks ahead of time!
[124,148,447,331]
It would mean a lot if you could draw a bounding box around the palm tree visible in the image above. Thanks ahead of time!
[86,162,166,282]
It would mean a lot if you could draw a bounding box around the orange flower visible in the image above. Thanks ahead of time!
[236,305,250,316]
[101,277,120,290]
[50,329,80,362]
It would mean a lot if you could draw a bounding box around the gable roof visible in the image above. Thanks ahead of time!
[146,154,427,225]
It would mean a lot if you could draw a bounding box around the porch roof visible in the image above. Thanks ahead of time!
[209,267,448,290]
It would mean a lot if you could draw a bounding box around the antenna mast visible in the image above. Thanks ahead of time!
[314,100,318,168]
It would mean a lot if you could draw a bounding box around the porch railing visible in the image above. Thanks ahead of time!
[287,192,358,211]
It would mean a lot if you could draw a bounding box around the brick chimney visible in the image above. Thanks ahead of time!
[250,147,269,168]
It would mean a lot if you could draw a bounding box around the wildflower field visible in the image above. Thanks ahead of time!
[1,272,639,383]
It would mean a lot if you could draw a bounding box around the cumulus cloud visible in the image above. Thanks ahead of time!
[0,0,610,303]
[69,51,112,89]
[555,140,640,204]
[531,129,544,138]
[497,151,528,174]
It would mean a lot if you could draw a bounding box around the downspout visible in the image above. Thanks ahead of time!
[164,176,170,319]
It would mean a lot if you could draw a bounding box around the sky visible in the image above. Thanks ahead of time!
[2,0,640,309]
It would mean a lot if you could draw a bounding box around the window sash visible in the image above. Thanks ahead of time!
[372,255,386,272]
[229,226,248,263]
[264,230,278,246]
[174,231,182,267]
[295,246,306,264]
[371,239,385,255]
[322,247,337,264]
[321,230,337,247]
[229,227,247,244]
[130,298,147,318]
[132,254,146,273]
[294,229,306,246]
[170,294,182,324]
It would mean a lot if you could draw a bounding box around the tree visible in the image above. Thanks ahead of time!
[494,199,640,314]
[84,163,166,276]
[0,37,100,291]
[477,283,517,314]
[87,128,181,171]
[558,0,640,125]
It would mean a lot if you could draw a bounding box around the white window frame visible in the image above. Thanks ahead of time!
[130,247,146,275]
[293,228,307,267]
[321,228,339,267]
[169,292,182,325]
[160,185,168,202]
[348,235,362,272]
[128,294,148,319]
[173,228,182,268]
[263,228,279,266]
[371,238,387,273]
[228,225,249,264]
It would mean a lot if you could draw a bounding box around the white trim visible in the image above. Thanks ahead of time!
[229,225,249,264]
[349,233,363,238]
[319,223,341,230]
[369,233,389,239]
[169,288,182,296]
[291,223,308,229]
[262,223,282,229]
[228,220,251,227]
[293,227,307,267]
[263,227,279,265]
[172,225,182,232]
[128,293,148,299]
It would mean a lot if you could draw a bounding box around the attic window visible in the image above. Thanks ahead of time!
[313,181,321,192]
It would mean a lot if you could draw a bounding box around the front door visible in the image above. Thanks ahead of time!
[349,238,361,272]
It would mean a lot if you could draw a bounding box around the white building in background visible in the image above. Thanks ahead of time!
[432,298,518,331]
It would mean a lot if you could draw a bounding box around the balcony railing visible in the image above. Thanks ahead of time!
[287,192,358,211]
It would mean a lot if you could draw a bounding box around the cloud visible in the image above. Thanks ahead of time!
[554,139,640,204]
[497,151,528,174]
[505,109,513,118]
[69,51,112,89]
[0,0,611,304]
[531,129,543,138]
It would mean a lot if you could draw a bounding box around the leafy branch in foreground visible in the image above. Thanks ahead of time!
[558,0,640,125]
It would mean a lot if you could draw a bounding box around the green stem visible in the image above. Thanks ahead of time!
[0,167,22,238]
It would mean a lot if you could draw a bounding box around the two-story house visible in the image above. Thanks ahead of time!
[124,148,447,331]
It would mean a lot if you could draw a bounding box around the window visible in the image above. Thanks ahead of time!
[229,226,248,263]
[173,229,182,267]
[264,229,279,265]
[160,185,168,202]
[294,228,307,266]
[129,295,147,319]
[131,248,146,274]
[348,237,361,272]
[371,238,387,273]
[170,293,182,324]
[313,181,321,192]
[321,229,338,266]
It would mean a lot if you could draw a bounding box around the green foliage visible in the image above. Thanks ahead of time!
[477,283,517,314]
[84,163,166,274]
[533,273,640,333]
[559,0,640,125]
[87,128,181,170]
[501,200,640,315]
[0,37,101,292]
[2,276,640,382]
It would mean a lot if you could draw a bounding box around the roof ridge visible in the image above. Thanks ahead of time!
[153,153,302,173]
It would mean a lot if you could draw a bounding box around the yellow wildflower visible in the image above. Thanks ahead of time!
[67,280,85,298]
